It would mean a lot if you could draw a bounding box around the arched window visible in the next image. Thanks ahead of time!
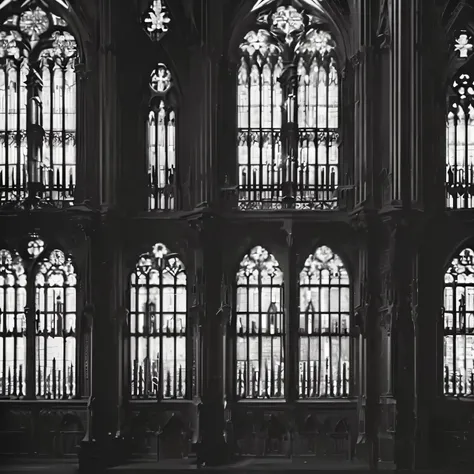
[443,247,474,396]
[35,247,77,399]
[446,31,474,209]
[298,246,350,398]
[0,248,27,397]
[237,2,339,210]
[129,243,186,399]
[235,245,284,399]
[0,234,79,400]
[147,64,176,212]
[0,0,78,206]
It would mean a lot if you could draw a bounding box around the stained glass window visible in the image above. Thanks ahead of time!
[235,246,285,399]
[443,247,474,397]
[129,243,186,399]
[237,2,339,210]
[0,235,79,400]
[147,64,176,211]
[298,246,350,398]
[446,67,474,209]
[35,248,77,399]
[141,0,170,42]
[0,248,26,398]
[0,0,78,206]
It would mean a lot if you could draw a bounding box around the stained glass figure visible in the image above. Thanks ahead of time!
[0,248,26,398]
[129,243,187,399]
[0,0,78,206]
[237,2,339,210]
[298,246,350,398]
[235,246,285,399]
[454,31,473,59]
[142,0,171,42]
[147,64,176,211]
[443,247,474,396]
[35,249,77,399]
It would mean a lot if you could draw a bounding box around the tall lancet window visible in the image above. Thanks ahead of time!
[443,247,474,397]
[35,248,77,399]
[237,2,339,210]
[0,0,78,206]
[298,246,351,398]
[129,243,186,399]
[0,248,27,398]
[235,246,284,399]
[147,64,176,211]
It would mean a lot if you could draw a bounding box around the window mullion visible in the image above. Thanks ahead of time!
[25,268,36,399]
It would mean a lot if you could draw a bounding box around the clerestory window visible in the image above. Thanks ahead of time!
[237,1,339,210]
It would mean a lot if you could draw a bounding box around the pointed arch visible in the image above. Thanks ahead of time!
[0,247,27,397]
[129,242,187,399]
[443,246,474,396]
[147,63,177,211]
[34,247,77,399]
[234,245,285,399]
[298,245,351,398]
[236,1,340,210]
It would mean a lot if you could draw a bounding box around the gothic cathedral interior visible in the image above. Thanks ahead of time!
[0,0,472,472]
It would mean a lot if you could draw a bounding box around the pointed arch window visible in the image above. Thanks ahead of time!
[0,0,78,206]
[129,243,187,399]
[298,246,351,398]
[237,2,339,210]
[0,248,27,397]
[147,64,177,212]
[35,247,77,399]
[443,247,474,397]
[235,245,285,399]
[0,235,80,400]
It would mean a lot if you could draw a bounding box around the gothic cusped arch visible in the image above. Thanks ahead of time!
[234,244,285,399]
[227,0,351,66]
[128,242,188,399]
[443,245,474,397]
[146,61,178,212]
[297,245,351,398]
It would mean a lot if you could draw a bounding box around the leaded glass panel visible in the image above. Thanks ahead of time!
[443,247,474,396]
[0,0,77,206]
[35,248,77,399]
[237,2,339,211]
[298,246,350,398]
[235,246,285,399]
[129,243,186,399]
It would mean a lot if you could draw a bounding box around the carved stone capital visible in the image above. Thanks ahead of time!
[350,51,362,68]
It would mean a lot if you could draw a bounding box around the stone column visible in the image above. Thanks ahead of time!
[352,211,381,469]
[387,217,416,470]
[78,216,119,471]
[189,214,230,466]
